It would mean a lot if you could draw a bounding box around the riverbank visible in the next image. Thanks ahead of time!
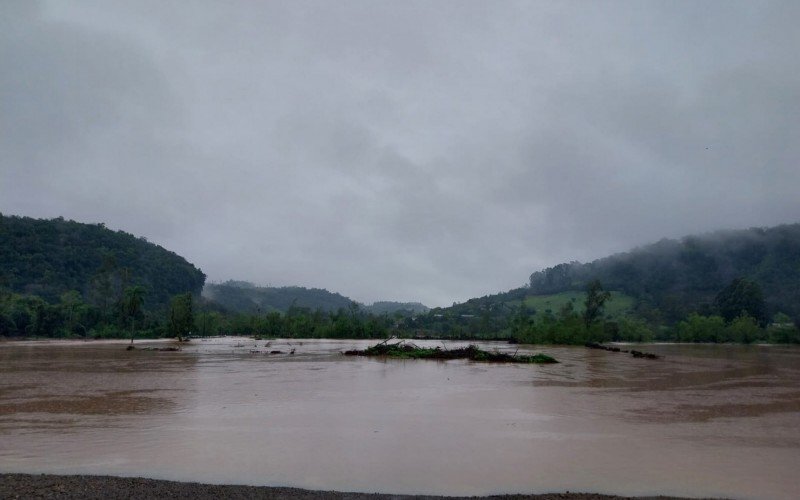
[0,474,707,500]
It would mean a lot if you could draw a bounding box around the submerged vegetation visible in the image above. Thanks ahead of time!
[585,342,660,360]
[344,340,558,364]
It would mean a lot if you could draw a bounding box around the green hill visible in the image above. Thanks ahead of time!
[406,222,800,341]
[204,282,431,316]
[203,281,356,313]
[0,214,206,307]
[528,223,800,323]
[366,301,429,315]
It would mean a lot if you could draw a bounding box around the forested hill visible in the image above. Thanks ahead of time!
[203,281,356,313]
[0,214,206,306]
[204,282,431,315]
[366,301,430,315]
[528,223,800,322]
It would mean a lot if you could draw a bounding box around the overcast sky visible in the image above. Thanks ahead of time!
[2,1,799,306]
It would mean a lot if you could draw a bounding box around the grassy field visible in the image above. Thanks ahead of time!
[512,291,635,320]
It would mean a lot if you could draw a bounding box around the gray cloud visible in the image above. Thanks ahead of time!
[2,0,799,306]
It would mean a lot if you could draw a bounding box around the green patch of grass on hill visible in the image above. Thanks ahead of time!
[513,291,635,320]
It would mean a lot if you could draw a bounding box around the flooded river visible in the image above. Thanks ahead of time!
[1,338,799,499]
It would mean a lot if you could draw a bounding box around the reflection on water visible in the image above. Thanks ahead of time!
[1,338,799,499]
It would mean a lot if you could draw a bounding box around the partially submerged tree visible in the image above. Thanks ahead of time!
[124,286,146,345]
[168,293,195,341]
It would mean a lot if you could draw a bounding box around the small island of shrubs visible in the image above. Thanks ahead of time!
[343,340,558,364]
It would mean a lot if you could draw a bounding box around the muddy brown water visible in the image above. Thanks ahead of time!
[1,338,799,499]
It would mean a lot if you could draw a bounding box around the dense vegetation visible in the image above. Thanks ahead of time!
[2,215,798,344]
[194,302,393,339]
[528,224,800,324]
[0,217,412,340]
[398,224,800,344]
[0,215,205,307]
[0,285,397,340]
[0,215,206,339]
[203,281,355,314]
[365,301,429,315]
[204,281,430,316]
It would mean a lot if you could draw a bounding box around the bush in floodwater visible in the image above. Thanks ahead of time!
[344,341,558,364]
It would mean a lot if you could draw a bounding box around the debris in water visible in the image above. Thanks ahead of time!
[585,342,660,359]
[343,340,557,364]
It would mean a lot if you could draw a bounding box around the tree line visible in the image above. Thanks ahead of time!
[0,286,394,340]
[1,278,797,344]
[403,278,799,344]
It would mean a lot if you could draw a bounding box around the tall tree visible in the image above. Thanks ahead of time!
[168,293,195,341]
[715,278,767,325]
[59,290,82,336]
[583,280,611,329]
[124,286,146,345]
